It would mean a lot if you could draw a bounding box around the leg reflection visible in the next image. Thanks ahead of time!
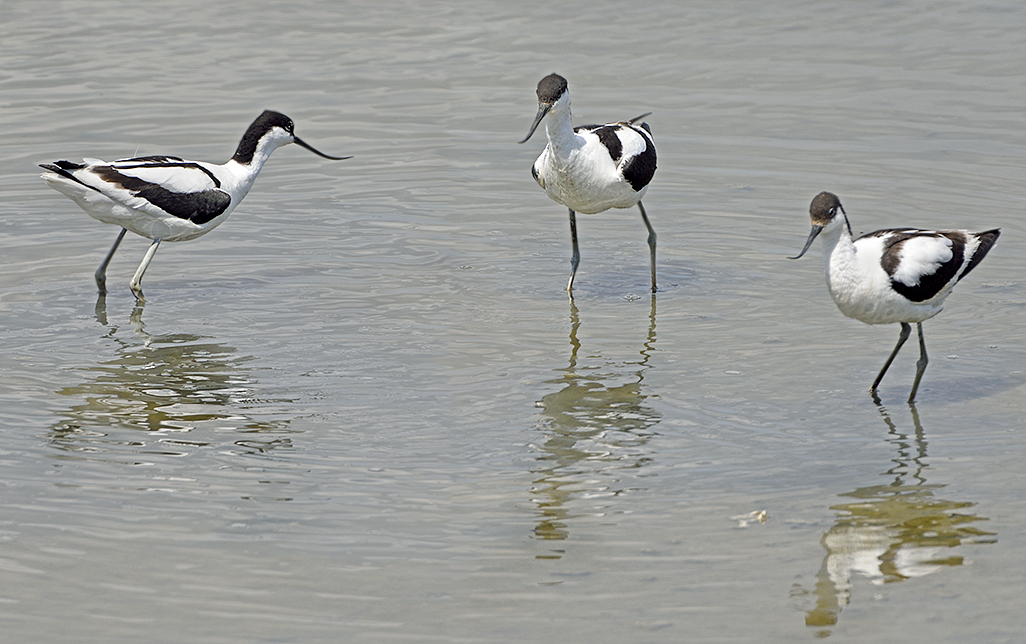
[798,403,996,634]
[530,296,660,550]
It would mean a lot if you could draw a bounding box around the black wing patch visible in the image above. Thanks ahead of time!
[621,128,656,192]
[877,231,964,303]
[961,229,1000,280]
[574,123,657,192]
[593,126,623,162]
[94,166,231,225]
[575,124,625,162]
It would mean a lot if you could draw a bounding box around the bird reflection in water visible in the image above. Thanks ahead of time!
[51,300,294,461]
[795,403,996,636]
[531,296,660,556]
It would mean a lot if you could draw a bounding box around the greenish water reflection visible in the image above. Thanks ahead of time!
[531,298,660,553]
[796,404,997,637]
[50,308,293,461]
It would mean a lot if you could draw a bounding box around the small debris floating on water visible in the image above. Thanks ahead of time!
[732,510,768,528]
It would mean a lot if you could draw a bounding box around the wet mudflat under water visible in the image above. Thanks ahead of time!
[2,1,1025,642]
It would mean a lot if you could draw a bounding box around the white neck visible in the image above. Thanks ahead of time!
[221,134,289,195]
[544,95,579,156]
[820,215,853,264]
[820,213,864,307]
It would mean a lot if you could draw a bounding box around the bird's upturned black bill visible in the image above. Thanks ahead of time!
[790,225,824,260]
[294,136,351,160]
[519,104,551,144]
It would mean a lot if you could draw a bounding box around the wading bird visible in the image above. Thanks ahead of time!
[520,73,657,296]
[791,191,999,402]
[40,110,348,301]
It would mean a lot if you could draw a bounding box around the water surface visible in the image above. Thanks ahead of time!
[2,1,1025,642]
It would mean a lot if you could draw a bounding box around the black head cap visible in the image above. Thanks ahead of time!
[537,73,569,104]
[810,191,844,225]
[233,110,295,164]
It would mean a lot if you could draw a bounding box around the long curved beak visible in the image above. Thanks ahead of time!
[294,135,351,160]
[790,225,824,260]
[519,104,551,144]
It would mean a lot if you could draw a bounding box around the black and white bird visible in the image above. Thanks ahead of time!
[791,191,999,402]
[40,110,348,301]
[519,73,658,296]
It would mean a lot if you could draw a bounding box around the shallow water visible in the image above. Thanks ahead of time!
[2,1,1026,642]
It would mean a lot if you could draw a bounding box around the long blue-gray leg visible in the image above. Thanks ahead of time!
[638,201,656,293]
[95,228,128,294]
[908,322,928,403]
[567,208,580,297]
[871,322,911,393]
[129,238,162,302]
